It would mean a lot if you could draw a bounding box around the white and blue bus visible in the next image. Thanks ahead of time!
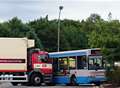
[48,48,106,85]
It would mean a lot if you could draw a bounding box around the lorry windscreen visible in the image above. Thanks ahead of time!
[37,55,48,63]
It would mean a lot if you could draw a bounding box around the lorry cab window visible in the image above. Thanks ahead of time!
[38,55,47,62]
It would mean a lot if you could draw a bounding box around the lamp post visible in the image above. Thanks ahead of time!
[57,6,63,52]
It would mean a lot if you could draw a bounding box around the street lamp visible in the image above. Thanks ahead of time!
[57,6,63,52]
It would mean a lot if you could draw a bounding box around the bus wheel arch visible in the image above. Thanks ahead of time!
[70,74,77,85]
[94,81,101,86]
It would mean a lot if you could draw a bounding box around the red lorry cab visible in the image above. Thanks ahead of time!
[31,51,52,74]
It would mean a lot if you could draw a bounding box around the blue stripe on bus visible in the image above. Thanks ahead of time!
[49,52,86,58]
[52,76,105,84]
[53,76,69,84]
[94,76,106,82]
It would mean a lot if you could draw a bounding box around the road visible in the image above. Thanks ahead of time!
[0,82,102,88]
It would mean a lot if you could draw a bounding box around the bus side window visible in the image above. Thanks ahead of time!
[77,56,87,69]
[59,58,68,71]
[69,57,76,70]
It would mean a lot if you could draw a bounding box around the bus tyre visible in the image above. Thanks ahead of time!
[95,81,101,86]
[11,82,18,86]
[70,74,77,86]
[30,74,42,86]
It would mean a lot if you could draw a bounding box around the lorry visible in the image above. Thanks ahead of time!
[0,37,52,86]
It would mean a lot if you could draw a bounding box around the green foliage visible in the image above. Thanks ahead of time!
[0,14,120,62]
[106,67,120,87]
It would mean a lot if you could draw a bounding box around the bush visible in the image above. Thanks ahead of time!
[106,66,120,87]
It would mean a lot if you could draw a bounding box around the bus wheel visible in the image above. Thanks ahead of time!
[70,74,77,86]
[11,82,18,86]
[30,74,42,86]
[94,81,101,86]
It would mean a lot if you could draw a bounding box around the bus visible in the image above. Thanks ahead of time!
[48,48,106,85]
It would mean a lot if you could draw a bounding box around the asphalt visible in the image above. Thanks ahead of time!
[0,82,102,88]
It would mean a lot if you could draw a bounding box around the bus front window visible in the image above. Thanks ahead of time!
[89,56,104,70]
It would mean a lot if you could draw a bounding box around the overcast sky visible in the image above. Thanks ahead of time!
[0,0,120,22]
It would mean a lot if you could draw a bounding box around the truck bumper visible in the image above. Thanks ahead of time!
[0,74,28,82]
[43,74,53,83]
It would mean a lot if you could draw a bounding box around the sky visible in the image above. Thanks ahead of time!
[0,0,120,22]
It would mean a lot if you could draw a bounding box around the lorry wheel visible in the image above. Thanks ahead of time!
[30,74,42,86]
[11,82,18,86]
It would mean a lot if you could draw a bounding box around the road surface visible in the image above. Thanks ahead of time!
[0,82,102,88]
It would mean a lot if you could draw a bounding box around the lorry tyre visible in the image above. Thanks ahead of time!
[11,82,18,86]
[30,74,42,86]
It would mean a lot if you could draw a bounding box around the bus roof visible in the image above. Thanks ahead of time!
[48,48,100,58]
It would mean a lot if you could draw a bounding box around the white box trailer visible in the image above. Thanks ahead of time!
[0,37,34,71]
[0,38,53,86]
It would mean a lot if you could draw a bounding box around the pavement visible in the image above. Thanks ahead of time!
[0,82,102,88]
